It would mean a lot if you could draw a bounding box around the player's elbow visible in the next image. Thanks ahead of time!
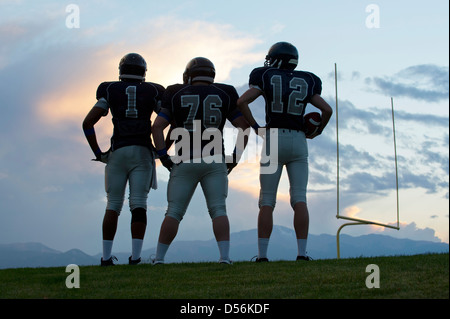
[311,94,333,116]
[233,115,250,130]
[82,117,94,130]
[324,104,333,117]
[153,117,167,130]
[236,98,246,111]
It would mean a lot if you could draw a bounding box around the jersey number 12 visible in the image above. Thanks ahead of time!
[270,75,308,115]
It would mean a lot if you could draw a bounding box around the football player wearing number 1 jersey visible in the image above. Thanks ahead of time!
[152,57,250,264]
[237,42,333,261]
[82,53,165,266]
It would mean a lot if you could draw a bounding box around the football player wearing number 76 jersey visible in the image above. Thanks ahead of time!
[237,42,333,262]
[152,57,250,264]
[82,53,165,266]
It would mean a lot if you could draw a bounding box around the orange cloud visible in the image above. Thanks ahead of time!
[229,161,291,204]
[343,205,361,218]
[36,16,262,128]
[33,16,264,179]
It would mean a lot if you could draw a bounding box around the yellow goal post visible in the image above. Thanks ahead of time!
[334,64,400,259]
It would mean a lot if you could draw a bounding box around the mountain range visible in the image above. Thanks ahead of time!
[0,226,448,269]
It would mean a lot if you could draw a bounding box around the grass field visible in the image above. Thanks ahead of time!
[0,253,447,301]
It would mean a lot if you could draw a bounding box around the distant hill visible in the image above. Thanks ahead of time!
[0,243,98,269]
[0,226,448,268]
[154,226,449,263]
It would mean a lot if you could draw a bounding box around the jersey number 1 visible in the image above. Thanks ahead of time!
[125,86,137,118]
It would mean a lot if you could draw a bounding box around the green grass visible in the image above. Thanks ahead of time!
[0,253,448,299]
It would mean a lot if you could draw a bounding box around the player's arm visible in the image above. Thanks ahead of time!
[308,94,333,139]
[164,122,176,151]
[231,115,250,162]
[237,87,262,132]
[152,115,170,154]
[226,115,250,174]
[82,105,108,161]
[152,114,174,171]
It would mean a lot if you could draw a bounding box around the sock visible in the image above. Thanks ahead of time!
[258,238,270,259]
[102,240,113,260]
[132,238,143,260]
[217,241,230,261]
[155,242,170,262]
[297,238,307,257]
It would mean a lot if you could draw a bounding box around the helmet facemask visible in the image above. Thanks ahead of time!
[264,42,299,70]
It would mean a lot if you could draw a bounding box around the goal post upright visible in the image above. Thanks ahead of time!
[335,63,340,220]
[391,97,400,229]
[334,64,400,259]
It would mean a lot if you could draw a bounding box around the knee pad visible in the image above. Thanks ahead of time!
[208,204,227,220]
[290,197,307,209]
[289,186,307,208]
[165,209,185,223]
[131,207,147,224]
[258,191,276,209]
[106,199,124,215]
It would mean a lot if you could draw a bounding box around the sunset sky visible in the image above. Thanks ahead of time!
[0,0,448,257]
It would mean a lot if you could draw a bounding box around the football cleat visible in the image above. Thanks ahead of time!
[128,256,141,265]
[219,259,233,265]
[256,257,269,262]
[150,255,164,265]
[100,256,118,266]
[296,255,313,261]
[251,255,269,262]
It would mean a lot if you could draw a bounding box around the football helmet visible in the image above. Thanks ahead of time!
[183,57,215,84]
[264,42,298,70]
[119,53,147,81]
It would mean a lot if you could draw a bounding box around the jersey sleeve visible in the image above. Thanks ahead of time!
[158,85,175,123]
[225,85,243,122]
[94,82,110,116]
[153,83,166,114]
[154,83,165,100]
[310,73,322,96]
[96,82,108,100]
[248,67,265,91]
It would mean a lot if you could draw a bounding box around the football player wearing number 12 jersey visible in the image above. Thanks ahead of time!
[82,53,165,266]
[237,42,333,262]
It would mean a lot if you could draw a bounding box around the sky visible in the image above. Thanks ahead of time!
[0,0,448,257]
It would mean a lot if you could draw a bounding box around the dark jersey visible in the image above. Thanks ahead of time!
[249,67,322,131]
[159,83,242,160]
[96,80,165,151]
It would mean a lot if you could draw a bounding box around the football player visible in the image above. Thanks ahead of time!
[152,57,249,264]
[237,42,333,261]
[82,53,165,266]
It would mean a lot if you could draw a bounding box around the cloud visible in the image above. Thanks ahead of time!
[0,3,448,252]
[375,222,443,243]
[138,16,263,86]
[0,8,267,253]
[365,64,449,102]
[343,205,361,218]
